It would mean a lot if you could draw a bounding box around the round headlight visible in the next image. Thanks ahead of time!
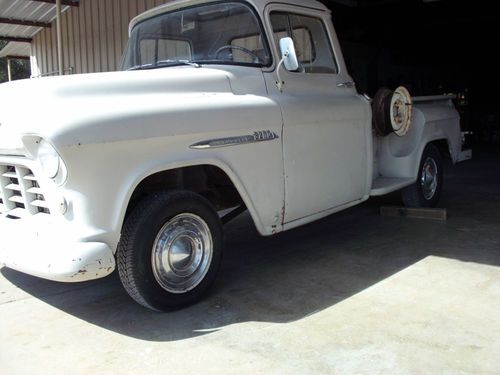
[38,139,60,179]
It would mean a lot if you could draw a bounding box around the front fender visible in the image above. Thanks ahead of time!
[120,157,277,241]
[58,130,284,253]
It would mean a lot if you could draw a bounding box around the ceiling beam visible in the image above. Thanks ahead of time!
[6,55,31,61]
[0,17,52,28]
[0,36,32,43]
[31,0,79,6]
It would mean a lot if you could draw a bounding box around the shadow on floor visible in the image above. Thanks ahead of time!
[2,148,499,342]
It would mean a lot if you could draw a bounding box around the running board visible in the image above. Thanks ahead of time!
[458,149,472,162]
[370,177,415,196]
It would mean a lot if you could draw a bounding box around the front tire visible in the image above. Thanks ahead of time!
[402,144,443,208]
[117,190,223,311]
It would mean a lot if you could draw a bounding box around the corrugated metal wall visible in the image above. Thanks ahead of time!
[31,0,169,76]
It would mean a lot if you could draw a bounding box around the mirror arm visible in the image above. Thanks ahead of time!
[276,51,289,92]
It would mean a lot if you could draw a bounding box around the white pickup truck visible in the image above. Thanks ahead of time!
[0,0,469,311]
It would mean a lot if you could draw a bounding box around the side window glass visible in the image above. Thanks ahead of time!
[270,13,289,48]
[270,12,338,74]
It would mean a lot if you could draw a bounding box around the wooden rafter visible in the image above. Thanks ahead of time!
[31,0,79,6]
[0,36,32,43]
[0,17,52,28]
[6,55,31,60]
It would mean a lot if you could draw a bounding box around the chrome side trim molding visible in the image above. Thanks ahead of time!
[190,130,279,149]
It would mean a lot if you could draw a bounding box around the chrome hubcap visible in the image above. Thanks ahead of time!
[152,213,213,294]
[421,157,438,200]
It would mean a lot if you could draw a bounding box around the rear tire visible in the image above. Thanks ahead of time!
[117,190,223,311]
[402,144,443,208]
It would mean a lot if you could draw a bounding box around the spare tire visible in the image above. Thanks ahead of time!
[372,86,413,137]
[372,87,393,136]
[390,86,413,137]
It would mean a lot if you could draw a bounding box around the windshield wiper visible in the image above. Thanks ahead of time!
[128,59,201,71]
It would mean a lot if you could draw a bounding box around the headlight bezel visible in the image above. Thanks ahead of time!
[22,135,68,186]
[38,139,61,179]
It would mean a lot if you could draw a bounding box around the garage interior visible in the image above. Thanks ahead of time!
[1,0,499,374]
[327,0,499,145]
[1,0,498,144]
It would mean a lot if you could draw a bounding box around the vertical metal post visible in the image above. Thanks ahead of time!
[7,58,12,81]
[56,0,63,75]
[29,44,34,78]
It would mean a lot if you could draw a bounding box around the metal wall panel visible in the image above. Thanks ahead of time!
[0,0,70,39]
[31,0,169,76]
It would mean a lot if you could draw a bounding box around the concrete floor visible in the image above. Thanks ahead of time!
[1,149,499,375]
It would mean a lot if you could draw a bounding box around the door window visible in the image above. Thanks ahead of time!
[270,12,338,74]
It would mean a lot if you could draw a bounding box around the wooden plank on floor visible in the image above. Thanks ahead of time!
[380,206,447,221]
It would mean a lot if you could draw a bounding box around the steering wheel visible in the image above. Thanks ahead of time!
[214,45,261,63]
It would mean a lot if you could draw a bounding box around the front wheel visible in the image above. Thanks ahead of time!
[117,190,223,311]
[402,144,443,208]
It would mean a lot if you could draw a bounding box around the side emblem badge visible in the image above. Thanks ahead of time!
[190,130,279,149]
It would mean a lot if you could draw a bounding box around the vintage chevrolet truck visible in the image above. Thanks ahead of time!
[0,0,470,311]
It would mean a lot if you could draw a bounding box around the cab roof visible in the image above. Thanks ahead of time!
[129,0,329,34]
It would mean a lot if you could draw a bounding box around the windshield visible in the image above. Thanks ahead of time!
[121,2,272,71]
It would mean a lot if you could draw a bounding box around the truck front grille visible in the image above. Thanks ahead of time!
[0,165,51,219]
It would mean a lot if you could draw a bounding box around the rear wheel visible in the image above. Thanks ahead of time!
[117,190,223,311]
[402,144,443,208]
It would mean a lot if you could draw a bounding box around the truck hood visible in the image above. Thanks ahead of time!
[0,67,234,154]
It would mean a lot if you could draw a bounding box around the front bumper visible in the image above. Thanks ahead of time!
[0,214,115,282]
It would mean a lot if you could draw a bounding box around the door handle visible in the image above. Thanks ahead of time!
[337,81,355,88]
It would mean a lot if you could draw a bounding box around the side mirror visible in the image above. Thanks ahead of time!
[276,37,299,92]
[279,37,299,71]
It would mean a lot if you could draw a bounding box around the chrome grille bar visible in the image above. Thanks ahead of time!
[0,164,51,218]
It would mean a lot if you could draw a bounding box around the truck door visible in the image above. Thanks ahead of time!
[263,6,371,224]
